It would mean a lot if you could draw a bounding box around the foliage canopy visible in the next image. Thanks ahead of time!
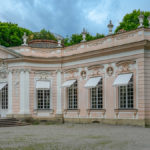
[0,22,32,47]
[28,29,57,41]
[0,9,150,47]
[63,33,105,47]
[115,10,150,33]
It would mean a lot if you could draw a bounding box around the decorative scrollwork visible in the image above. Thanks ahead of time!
[35,71,53,79]
[116,60,136,73]
[0,62,8,79]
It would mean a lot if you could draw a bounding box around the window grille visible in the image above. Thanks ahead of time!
[67,81,78,109]
[0,84,8,109]
[37,89,50,109]
[119,76,134,109]
[90,80,103,109]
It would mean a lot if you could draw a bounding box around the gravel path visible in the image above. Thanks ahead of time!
[0,124,149,150]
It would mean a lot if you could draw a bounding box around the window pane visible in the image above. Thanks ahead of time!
[91,80,103,109]
[119,76,134,109]
[127,77,134,108]
[37,90,43,109]
[68,81,78,109]
[1,84,8,109]
[119,86,126,108]
[37,88,50,109]
[44,90,50,109]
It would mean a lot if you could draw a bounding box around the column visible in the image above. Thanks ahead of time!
[19,69,30,114]
[8,70,13,114]
[56,70,62,114]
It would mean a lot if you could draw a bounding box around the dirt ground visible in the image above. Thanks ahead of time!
[0,123,150,150]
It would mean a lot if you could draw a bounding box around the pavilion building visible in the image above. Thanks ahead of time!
[0,23,150,126]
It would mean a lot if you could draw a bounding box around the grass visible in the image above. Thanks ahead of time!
[0,134,113,150]
[83,135,108,139]
[0,141,113,150]
[0,124,148,150]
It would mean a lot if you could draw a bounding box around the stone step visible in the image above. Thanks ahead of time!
[0,118,17,120]
[0,118,30,127]
[0,124,29,127]
[0,120,18,122]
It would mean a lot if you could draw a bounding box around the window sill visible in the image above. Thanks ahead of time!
[114,109,138,113]
[64,109,80,111]
[64,109,80,114]
[87,109,106,112]
[34,109,53,110]
[34,109,54,114]
[86,109,106,115]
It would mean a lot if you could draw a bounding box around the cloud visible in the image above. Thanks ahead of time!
[86,0,113,25]
[0,0,149,37]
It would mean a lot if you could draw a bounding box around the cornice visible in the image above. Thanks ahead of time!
[61,40,149,63]
[2,40,149,64]
[0,45,23,58]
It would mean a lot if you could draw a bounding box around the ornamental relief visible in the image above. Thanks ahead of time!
[87,64,104,77]
[34,71,54,80]
[116,60,136,73]
[63,68,78,80]
[88,70,101,76]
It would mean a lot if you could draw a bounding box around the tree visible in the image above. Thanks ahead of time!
[29,29,57,41]
[86,33,104,41]
[63,34,82,46]
[1,9,149,48]
[63,33,104,46]
[0,22,32,47]
[115,10,150,33]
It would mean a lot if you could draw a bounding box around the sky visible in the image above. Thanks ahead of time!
[0,0,149,37]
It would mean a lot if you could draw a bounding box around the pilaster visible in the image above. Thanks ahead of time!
[19,69,30,114]
[56,69,62,114]
[8,70,13,114]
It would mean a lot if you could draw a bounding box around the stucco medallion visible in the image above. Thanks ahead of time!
[106,66,114,76]
[80,70,86,79]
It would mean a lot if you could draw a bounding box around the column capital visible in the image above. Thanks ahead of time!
[56,69,63,73]
[8,69,13,73]
[17,68,31,73]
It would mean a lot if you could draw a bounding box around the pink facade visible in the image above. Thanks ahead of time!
[0,27,150,126]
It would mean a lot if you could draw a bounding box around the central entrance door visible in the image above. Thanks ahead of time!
[0,83,8,118]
